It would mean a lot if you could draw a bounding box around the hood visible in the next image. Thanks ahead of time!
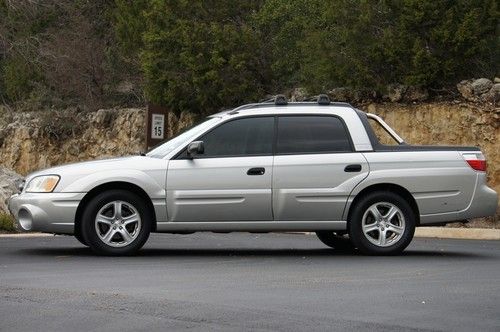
[26,155,167,185]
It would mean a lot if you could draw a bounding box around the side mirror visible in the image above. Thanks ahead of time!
[187,141,204,158]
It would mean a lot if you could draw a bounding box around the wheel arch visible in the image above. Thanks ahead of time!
[74,181,158,237]
[347,183,420,226]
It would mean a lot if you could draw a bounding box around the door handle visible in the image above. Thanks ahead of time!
[344,164,362,172]
[247,167,265,176]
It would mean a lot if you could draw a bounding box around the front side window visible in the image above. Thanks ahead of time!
[198,117,274,157]
[147,117,220,158]
[277,116,352,154]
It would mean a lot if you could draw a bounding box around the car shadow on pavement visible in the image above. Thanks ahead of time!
[17,247,488,259]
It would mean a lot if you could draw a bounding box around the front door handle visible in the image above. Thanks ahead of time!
[344,164,362,172]
[247,167,265,176]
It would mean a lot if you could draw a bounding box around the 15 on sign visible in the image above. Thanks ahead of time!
[151,114,165,139]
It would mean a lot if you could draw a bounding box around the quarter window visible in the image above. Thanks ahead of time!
[198,117,274,157]
[277,116,351,154]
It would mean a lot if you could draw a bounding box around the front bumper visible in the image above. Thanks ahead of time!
[8,192,85,234]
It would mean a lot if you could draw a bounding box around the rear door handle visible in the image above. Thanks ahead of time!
[247,167,265,176]
[344,164,362,172]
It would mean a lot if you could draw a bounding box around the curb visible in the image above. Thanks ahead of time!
[415,227,500,241]
[0,229,499,241]
[0,233,53,238]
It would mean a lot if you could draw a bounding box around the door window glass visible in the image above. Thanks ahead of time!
[277,116,351,154]
[200,117,274,157]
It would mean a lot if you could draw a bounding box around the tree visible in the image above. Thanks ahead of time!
[140,0,267,116]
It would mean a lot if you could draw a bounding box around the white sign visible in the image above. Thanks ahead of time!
[151,114,165,139]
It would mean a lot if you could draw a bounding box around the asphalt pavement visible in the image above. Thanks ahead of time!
[1,233,499,331]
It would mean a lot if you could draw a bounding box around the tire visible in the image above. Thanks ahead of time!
[81,189,152,256]
[315,231,355,252]
[348,191,415,255]
[74,227,88,246]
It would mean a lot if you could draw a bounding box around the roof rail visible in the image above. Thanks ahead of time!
[303,94,330,105]
[227,94,348,115]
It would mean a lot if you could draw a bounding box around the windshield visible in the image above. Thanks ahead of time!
[146,117,220,158]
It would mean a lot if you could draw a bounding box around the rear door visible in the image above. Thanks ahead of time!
[166,116,275,222]
[273,115,369,221]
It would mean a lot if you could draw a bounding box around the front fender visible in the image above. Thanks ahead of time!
[59,169,166,199]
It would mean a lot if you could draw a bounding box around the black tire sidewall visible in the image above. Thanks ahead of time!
[74,227,88,246]
[81,190,152,256]
[349,192,415,255]
[315,231,355,251]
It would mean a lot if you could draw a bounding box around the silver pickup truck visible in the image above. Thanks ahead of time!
[8,95,498,255]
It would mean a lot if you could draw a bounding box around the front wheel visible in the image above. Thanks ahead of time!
[348,191,415,255]
[81,190,152,256]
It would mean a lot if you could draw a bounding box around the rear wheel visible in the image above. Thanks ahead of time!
[315,231,355,252]
[81,190,152,256]
[348,191,415,255]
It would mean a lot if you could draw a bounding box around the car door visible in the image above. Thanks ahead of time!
[166,116,275,222]
[273,115,369,221]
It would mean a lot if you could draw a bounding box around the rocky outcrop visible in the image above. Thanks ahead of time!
[0,167,22,213]
[385,84,429,103]
[0,107,197,176]
[0,108,146,176]
[457,78,499,103]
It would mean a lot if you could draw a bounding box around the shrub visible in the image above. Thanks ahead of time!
[0,212,16,233]
[140,0,267,115]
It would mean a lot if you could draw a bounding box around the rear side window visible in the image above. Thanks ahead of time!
[277,116,352,154]
[199,117,274,157]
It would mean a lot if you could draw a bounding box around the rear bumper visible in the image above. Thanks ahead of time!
[420,174,498,225]
[458,181,498,220]
[8,192,85,234]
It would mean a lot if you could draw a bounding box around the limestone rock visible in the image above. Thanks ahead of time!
[404,86,429,102]
[457,80,474,101]
[0,167,23,213]
[387,84,407,102]
[328,87,352,102]
[289,88,308,102]
[481,83,500,103]
[471,78,493,95]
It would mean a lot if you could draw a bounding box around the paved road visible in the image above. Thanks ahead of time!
[0,233,499,331]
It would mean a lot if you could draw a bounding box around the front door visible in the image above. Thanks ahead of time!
[166,116,275,222]
[273,115,369,221]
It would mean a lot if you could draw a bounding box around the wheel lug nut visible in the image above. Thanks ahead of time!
[113,226,116,230]
[119,226,123,230]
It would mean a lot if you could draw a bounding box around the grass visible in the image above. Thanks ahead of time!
[0,212,17,233]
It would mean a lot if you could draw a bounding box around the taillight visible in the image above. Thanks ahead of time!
[462,153,487,172]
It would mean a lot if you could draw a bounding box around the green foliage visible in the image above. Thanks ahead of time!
[140,0,267,115]
[114,0,149,54]
[1,0,498,112]
[2,56,41,101]
[0,213,16,233]
[253,0,325,89]
[280,0,499,91]
[0,0,139,109]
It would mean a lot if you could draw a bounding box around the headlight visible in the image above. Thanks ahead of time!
[25,175,60,193]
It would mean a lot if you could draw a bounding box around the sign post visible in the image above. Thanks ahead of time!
[146,103,169,150]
